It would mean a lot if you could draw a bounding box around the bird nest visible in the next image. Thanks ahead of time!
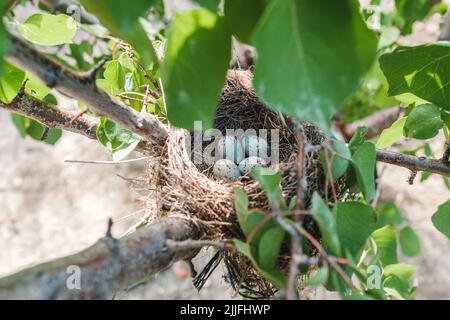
[149,70,330,298]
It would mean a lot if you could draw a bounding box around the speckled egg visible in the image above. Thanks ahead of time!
[213,159,241,181]
[238,157,267,175]
[216,136,244,164]
[242,135,268,158]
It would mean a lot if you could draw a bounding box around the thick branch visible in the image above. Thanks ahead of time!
[0,89,98,140]
[376,150,450,177]
[5,35,168,145]
[342,107,402,140]
[0,217,200,300]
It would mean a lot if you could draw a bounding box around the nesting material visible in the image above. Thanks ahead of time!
[150,70,329,298]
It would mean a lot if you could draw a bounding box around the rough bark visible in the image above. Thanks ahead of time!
[0,88,98,140]
[376,150,450,177]
[0,217,199,300]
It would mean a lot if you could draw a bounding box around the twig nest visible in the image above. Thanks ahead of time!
[242,135,268,158]
[213,159,241,181]
[216,136,244,164]
[238,156,267,174]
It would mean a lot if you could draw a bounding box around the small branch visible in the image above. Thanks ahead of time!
[6,34,168,145]
[0,89,98,140]
[376,150,450,177]
[0,217,199,299]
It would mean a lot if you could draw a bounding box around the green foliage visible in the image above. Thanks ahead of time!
[395,0,431,34]
[403,104,443,139]
[334,201,377,258]
[1,0,448,300]
[162,9,231,130]
[0,63,25,103]
[376,117,406,149]
[399,226,421,257]
[11,114,62,145]
[372,225,398,266]
[311,192,340,255]
[252,0,377,130]
[80,0,157,66]
[377,202,404,227]
[351,142,376,201]
[320,140,351,181]
[224,0,267,43]
[18,13,77,46]
[431,200,450,239]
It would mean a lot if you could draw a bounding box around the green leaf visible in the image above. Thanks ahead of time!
[224,0,267,43]
[80,0,157,66]
[372,225,398,266]
[162,9,231,130]
[252,0,377,130]
[334,201,377,258]
[351,141,376,201]
[258,226,285,270]
[399,226,421,257]
[96,118,141,161]
[376,117,406,149]
[431,200,450,239]
[403,104,443,139]
[11,114,62,145]
[11,113,28,137]
[304,266,329,288]
[25,73,51,99]
[380,43,450,111]
[395,0,431,34]
[97,60,126,95]
[250,167,282,205]
[311,192,340,255]
[18,14,77,46]
[384,263,415,285]
[233,238,287,289]
[0,3,9,76]
[0,63,25,103]
[234,188,250,234]
[320,140,351,180]
[348,126,368,153]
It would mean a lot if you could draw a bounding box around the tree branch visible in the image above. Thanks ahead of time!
[376,150,450,177]
[0,217,200,299]
[0,88,98,140]
[5,35,168,145]
[40,0,99,25]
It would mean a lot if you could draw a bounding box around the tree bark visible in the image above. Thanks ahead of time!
[0,88,98,140]
[5,35,168,145]
[0,217,199,300]
[376,150,450,177]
